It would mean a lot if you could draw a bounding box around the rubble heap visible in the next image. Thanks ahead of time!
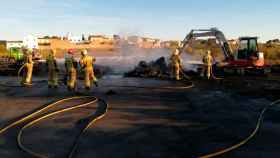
[125,57,170,78]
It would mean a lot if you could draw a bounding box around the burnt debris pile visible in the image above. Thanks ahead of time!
[125,57,169,78]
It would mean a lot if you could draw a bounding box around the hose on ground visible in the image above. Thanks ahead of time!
[210,65,224,80]
[17,63,27,78]
[103,79,194,90]
[0,96,108,158]
[1,78,279,158]
[179,67,192,80]
[0,64,29,88]
[198,99,280,158]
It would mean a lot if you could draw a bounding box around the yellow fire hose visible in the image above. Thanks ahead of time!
[0,63,46,88]
[0,96,89,134]
[0,75,193,158]
[198,99,280,158]
[0,96,108,158]
[67,99,108,158]
[0,64,29,88]
[17,63,28,78]
[2,68,279,158]
[102,66,195,90]
[180,65,223,81]
[18,63,33,87]
[210,65,224,80]
[179,67,192,80]
[105,82,194,90]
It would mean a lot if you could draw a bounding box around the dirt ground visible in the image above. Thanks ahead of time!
[0,75,280,158]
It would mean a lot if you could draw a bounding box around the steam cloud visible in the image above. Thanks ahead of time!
[93,45,202,74]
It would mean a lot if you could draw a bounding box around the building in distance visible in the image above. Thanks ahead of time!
[6,41,23,49]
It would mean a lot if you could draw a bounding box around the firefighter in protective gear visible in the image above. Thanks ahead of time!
[202,50,213,79]
[65,49,78,91]
[46,50,59,88]
[79,50,97,90]
[21,49,34,86]
[169,49,182,80]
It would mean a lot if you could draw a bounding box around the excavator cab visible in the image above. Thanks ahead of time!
[237,37,258,60]
[236,37,264,67]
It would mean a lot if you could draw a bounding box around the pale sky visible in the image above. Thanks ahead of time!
[0,0,279,42]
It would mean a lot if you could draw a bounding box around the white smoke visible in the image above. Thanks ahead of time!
[55,46,203,75]
[93,45,202,74]
[94,46,170,73]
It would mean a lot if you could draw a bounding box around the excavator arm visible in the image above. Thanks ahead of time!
[179,28,233,60]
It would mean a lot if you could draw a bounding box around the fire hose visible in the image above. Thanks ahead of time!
[179,67,192,80]
[17,63,28,78]
[2,71,279,158]
[0,63,48,88]
[0,75,194,158]
[0,63,35,88]
[198,99,280,158]
[17,63,33,86]
[210,65,224,80]
[105,81,194,90]
[0,64,30,88]
[0,96,108,158]
[179,64,223,81]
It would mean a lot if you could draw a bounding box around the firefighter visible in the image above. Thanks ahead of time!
[169,49,182,80]
[46,49,59,88]
[79,50,97,90]
[65,49,78,91]
[202,50,213,79]
[21,49,34,86]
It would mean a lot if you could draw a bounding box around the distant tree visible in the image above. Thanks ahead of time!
[51,36,60,39]
[266,40,272,44]
[266,39,280,45]
[43,36,50,39]
[272,39,280,43]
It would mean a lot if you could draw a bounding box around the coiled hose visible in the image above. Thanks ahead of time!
[4,69,278,158]
[0,96,108,158]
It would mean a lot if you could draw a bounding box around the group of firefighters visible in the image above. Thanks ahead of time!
[169,48,213,80]
[20,48,213,90]
[21,49,97,91]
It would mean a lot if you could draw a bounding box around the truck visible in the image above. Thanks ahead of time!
[0,47,43,74]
